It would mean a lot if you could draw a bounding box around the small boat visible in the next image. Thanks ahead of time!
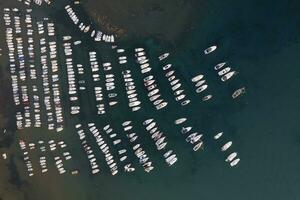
[221,141,232,151]
[144,80,155,87]
[143,119,153,125]
[174,118,187,125]
[191,74,203,82]
[122,121,131,127]
[172,83,181,91]
[165,70,174,77]
[195,80,206,87]
[202,94,213,101]
[148,89,159,97]
[170,79,179,86]
[174,89,184,96]
[149,94,161,102]
[135,48,144,52]
[146,122,156,131]
[232,87,246,99]
[196,84,208,93]
[144,75,153,82]
[159,53,169,61]
[164,150,173,158]
[181,126,192,134]
[225,152,237,162]
[149,127,158,134]
[181,99,190,106]
[193,141,203,151]
[230,158,240,167]
[163,64,172,70]
[214,132,223,140]
[175,94,185,101]
[141,67,151,74]
[156,102,168,110]
[153,99,163,106]
[168,75,176,81]
[147,84,157,91]
[218,67,231,76]
[204,45,217,54]
[157,142,167,150]
[221,71,237,82]
[214,62,226,70]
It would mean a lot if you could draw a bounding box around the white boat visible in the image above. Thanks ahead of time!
[214,62,226,70]
[172,83,181,91]
[149,94,160,102]
[165,70,174,77]
[196,84,208,93]
[232,87,246,99]
[157,142,167,150]
[146,122,156,131]
[195,80,206,87]
[226,152,237,162]
[141,63,150,69]
[181,126,192,134]
[148,89,159,97]
[191,74,203,82]
[147,84,157,91]
[221,71,237,82]
[168,75,176,81]
[144,80,155,86]
[153,99,163,106]
[221,141,232,151]
[158,53,169,61]
[135,48,144,52]
[132,106,141,111]
[175,94,185,101]
[163,64,172,70]
[129,101,141,107]
[122,121,131,127]
[218,67,231,76]
[174,89,184,96]
[204,45,217,54]
[141,67,151,74]
[164,150,173,158]
[230,158,240,167]
[181,99,190,106]
[170,79,179,86]
[174,118,187,125]
[214,132,223,140]
[193,141,203,151]
[156,102,168,110]
[202,94,212,101]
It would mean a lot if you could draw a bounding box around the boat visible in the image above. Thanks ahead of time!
[170,79,179,86]
[135,48,144,52]
[153,99,163,106]
[221,141,232,151]
[225,152,237,162]
[174,118,187,125]
[148,89,159,97]
[181,99,190,106]
[196,84,208,93]
[191,74,203,82]
[132,106,141,112]
[143,119,153,125]
[158,53,169,61]
[181,126,192,134]
[221,71,237,82]
[129,101,141,107]
[172,83,181,91]
[147,84,157,91]
[202,94,213,101]
[193,141,203,151]
[195,79,205,87]
[214,62,226,70]
[174,89,184,96]
[175,94,185,101]
[164,150,173,158]
[204,45,217,54]
[141,67,151,74]
[232,87,246,99]
[157,142,167,150]
[146,122,156,131]
[144,80,155,87]
[163,64,172,70]
[165,70,174,77]
[230,158,240,167]
[218,67,231,76]
[156,102,168,110]
[214,132,223,140]
[149,94,161,102]
[122,121,131,127]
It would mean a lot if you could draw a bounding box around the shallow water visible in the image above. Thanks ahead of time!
[1,0,300,200]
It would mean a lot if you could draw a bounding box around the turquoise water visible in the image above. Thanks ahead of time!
[1,0,300,200]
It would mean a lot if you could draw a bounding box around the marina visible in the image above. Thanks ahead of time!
[0,0,298,200]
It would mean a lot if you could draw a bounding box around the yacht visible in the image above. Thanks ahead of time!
[181,99,190,106]
[141,67,151,74]
[174,89,184,96]
[214,62,226,70]
[226,152,237,162]
[221,71,237,82]
[149,94,160,102]
[196,84,208,93]
[146,122,156,131]
[170,79,179,86]
[204,45,217,54]
[232,87,246,99]
[148,89,159,97]
[214,132,223,140]
[172,83,181,91]
[157,142,167,150]
[165,70,174,77]
[230,158,240,167]
[174,118,187,125]
[191,74,204,82]
[158,53,169,61]
[218,67,231,76]
[221,141,232,151]
[175,94,185,101]
[122,121,131,127]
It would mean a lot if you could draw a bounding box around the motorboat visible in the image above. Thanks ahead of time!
[218,67,231,76]
[146,122,156,131]
[221,141,232,151]
[196,84,208,93]
[195,80,206,87]
[174,89,184,96]
[204,45,217,54]
[221,71,237,82]
[226,152,237,162]
[165,70,174,77]
[149,94,160,102]
[156,102,168,110]
[202,94,212,101]
[232,87,246,99]
[172,83,181,91]
[181,126,192,134]
[193,141,203,151]
[214,132,223,140]
[191,74,203,82]
[181,99,190,106]
[158,53,169,61]
[174,118,187,125]
[214,62,226,70]
[168,75,176,82]
[164,150,173,158]
[163,64,172,70]
[230,158,240,167]
[122,121,131,127]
